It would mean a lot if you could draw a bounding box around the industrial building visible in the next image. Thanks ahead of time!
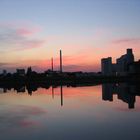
[101,49,136,76]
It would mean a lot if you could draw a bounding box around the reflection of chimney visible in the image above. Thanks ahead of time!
[51,57,53,71]
[60,85,63,106]
[52,86,54,99]
[60,50,62,73]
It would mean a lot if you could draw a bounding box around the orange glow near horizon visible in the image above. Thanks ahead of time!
[0,24,140,72]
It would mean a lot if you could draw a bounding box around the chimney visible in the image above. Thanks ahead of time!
[51,57,53,71]
[127,48,132,55]
[60,50,62,73]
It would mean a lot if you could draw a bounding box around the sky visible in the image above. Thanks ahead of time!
[0,0,140,72]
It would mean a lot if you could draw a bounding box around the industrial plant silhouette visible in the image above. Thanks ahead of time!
[0,48,140,85]
[0,48,140,108]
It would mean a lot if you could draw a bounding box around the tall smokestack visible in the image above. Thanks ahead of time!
[60,50,62,73]
[51,57,53,71]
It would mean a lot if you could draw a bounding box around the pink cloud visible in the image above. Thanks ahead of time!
[19,120,39,127]
[0,105,47,129]
[15,39,47,51]
[16,28,37,36]
[112,38,140,44]
[0,23,47,51]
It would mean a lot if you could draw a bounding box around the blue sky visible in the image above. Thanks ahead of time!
[0,0,140,72]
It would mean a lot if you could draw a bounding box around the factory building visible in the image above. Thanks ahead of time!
[101,49,135,76]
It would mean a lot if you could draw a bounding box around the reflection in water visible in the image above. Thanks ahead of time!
[52,86,54,99]
[0,83,140,109]
[102,83,140,109]
[60,85,63,106]
[0,83,140,140]
[1,84,64,106]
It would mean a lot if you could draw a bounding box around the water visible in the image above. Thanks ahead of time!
[0,83,140,140]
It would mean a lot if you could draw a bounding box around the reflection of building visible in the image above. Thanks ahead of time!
[102,83,114,101]
[3,88,7,93]
[16,87,25,93]
[101,49,135,76]
[128,60,140,75]
[102,83,139,109]
[16,69,25,76]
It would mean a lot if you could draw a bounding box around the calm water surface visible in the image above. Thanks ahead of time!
[0,84,140,140]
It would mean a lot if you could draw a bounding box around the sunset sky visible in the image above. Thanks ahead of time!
[0,0,140,72]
